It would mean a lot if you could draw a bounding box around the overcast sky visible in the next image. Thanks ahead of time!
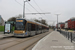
[0,0,75,26]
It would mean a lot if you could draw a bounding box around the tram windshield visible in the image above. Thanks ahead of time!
[15,20,26,30]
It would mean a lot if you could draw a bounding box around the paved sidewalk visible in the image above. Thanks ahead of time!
[0,32,14,39]
[32,31,75,50]
[0,32,4,34]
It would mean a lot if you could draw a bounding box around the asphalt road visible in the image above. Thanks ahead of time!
[0,29,53,50]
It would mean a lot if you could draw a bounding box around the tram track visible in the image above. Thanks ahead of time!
[0,30,53,50]
[2,31,50,50]
[23,39,39,50]
[23,35,44,50]
[24,30,53,50]
[0,34,40,46]
[0,36,27,45]
[6,31,51,50]
[0,37,27,45]
[0,36,37,50]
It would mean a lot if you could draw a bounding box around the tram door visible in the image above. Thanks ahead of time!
[28,23,31,36]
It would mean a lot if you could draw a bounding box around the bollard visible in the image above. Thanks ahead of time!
[68,32,69,40]
[64,31,65,36]
[66,32,67,38]
[71,32,72,42]
[60,30,61,33]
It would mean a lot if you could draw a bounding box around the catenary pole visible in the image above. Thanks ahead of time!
[23,0,30,18]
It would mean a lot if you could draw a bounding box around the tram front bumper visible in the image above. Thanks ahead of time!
[14,33,25,37]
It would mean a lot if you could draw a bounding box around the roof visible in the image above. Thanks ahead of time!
[16,18,49,28]
[58,22,65,24]
[70,17,75,19]
[65,21,68,23]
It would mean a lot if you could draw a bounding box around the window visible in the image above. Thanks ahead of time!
[42,26,45,30]
[39,25,42,30]
[37,25,39,31]
[31,24,35,31]
[35,25,38,31]
[15,22,25,30]
[28,23,31,31]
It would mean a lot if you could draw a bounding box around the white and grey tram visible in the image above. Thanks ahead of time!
[14,19,49,37]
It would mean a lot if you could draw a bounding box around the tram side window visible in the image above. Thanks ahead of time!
[46,27,47,30]
[37,25,39,31]
[39,26,40,30]
[42,26,43,30]
[42,26,44,30]
[41,26,42,30]
[44,27,45,30]
[39,25,41,30]
[28,23,31,31]
[35,25,38,31]
[45,27,46,29]
[31,24,35,31]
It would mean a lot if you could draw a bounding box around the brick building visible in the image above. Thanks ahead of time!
[56,22,65,29]
[68,18,75,29]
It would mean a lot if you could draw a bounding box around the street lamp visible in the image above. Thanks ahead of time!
[55,14,60,30]
[23,0,30,18]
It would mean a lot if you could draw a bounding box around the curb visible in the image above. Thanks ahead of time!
[0,34,14,39]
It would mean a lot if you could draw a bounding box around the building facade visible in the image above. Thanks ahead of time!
[0,15,4,26]
[68,18,75,29]
[56,17,75,30]
[56,22,65,29]
[64,21,68,29]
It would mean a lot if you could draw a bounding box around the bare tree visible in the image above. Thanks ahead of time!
[8,17,16,22]
[34,19,41,23]
[16,14,22,19]
[8,14,22,22]
[34,19,48,25]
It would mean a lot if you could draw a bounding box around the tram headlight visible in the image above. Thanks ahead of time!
[23,31,25,33]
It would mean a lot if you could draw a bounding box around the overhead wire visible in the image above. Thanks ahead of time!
[33,0,47,17]
[27,2,44,17]
[15,0,32,12]
[33,0,43,12]
[15,0,23,6]
[15,0,40,17]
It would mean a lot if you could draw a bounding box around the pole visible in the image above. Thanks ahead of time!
[23,1,25,18]
[57,15,58,30]
[23,0,30,18]
[68,32,69,40]
[71,32,72,42]
[55,14,60,30]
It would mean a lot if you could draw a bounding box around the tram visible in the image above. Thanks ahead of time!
[14,19,49,37]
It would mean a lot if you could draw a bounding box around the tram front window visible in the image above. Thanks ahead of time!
[15,22,25,30]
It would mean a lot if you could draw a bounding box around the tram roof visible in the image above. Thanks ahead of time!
[16,18,49,27]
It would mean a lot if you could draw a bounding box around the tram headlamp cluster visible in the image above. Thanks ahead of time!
[23,31,25,33]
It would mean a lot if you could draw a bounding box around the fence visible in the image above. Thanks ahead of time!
[57,30,75,42]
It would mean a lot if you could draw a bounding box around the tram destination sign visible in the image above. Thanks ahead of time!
[16,20,23,22]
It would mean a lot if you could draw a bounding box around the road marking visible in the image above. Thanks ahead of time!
[32,31,53,50]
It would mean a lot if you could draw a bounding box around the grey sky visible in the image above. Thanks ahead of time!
[0,0,75,26]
